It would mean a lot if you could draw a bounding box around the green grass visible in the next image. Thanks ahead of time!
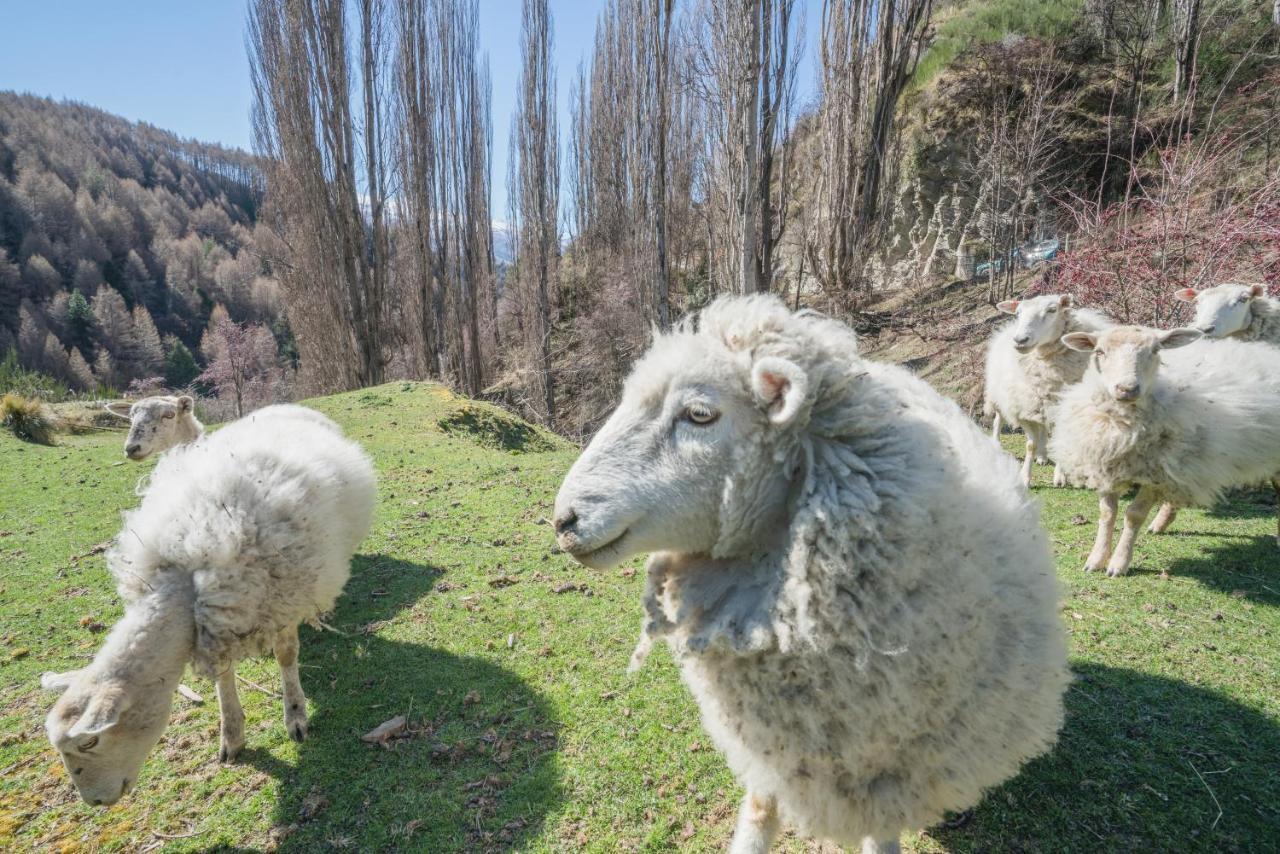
[912,0,1084,90]
[1,383,1277,851]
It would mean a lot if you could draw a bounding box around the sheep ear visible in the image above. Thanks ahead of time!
[1058,294,1074,308]
[1061,332,1097,352]
[1173,288,1198,303]
[751,357,808,426]
[177,395,194,414]
[1250,283,1266,298]
[996,300,1019,314]
[104,402,133,420]
[41,670,83,693]
[1159,328,1202,350]
[68,690,128,738]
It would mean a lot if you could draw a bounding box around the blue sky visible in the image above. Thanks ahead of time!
[0,0,820,214]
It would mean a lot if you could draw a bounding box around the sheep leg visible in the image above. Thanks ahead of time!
[1052,462,1067,488]
[275,625,307,742]
[216,667,245,762]
[1020,429,1039,487]
[1085,491,1118,572]
[1029,423,1049,465]
[1148,502,1178,534]
[861,839,901,854]
[990,411,1002,441]
[1107,486,1160,577]
[728,791,778,854]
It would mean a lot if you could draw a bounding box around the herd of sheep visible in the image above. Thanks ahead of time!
[33,286,1277,852]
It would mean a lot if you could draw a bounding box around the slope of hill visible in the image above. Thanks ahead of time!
[0,92,284,394]
[0,382,1276,851]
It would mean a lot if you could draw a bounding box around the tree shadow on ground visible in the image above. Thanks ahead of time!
[929,663,1280,852]
[236,554,562,852]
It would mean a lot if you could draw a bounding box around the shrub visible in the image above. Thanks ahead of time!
[0,348,71,402]
[1,393,57,444]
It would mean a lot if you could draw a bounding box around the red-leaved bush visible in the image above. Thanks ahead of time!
[1051,135,1280,326]
[198,317,293,419]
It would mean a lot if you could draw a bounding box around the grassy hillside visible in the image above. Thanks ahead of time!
[1,382,1277,851]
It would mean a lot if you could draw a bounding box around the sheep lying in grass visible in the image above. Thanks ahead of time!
[1050,326,1280,577]
[1175,282,1280,343]
[554,295,1068,854]
[983,294,1112,486]
[106,395,203,460]
[42,411,375,805]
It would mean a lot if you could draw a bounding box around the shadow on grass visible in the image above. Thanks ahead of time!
[1160,536,1280,606]
[240,554,562,852]
[931,663,1280,851]
[1205,486,1279,523]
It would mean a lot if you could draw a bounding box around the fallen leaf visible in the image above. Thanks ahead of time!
[177,684,204,704]
[463,690,481,706]
[361,715,407,747]
[298,788,329,822]
[1069,514,1088,526]
[488,575,520,588]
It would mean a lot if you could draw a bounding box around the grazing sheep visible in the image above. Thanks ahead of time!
[983,294,1112,487]
[1050,326,1280,577]
[554,295,1068,854]
[1175,282,1280,343]
[106,395,203,460]
[41,412,376,805]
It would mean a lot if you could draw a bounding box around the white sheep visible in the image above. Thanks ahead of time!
[1174,282,1280,343]
[41,411,376,805]
[1050,326,1280,577]
[105,395,204,460]
[982,294,1112,487]
[1151,284,1279,535]
[554,295,1068,854]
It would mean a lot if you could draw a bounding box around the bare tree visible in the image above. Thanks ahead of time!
[393,0,493,395]
[807,0,932,303]
[510,0,560,426]
[690,0,800,295]
[249,0,392,392]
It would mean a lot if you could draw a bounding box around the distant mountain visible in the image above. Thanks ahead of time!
[0,92,285,392]
[492,219,514,266]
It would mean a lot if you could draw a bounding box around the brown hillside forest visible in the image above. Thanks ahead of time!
[1,0,1278,437]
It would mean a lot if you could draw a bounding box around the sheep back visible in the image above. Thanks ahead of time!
[107,412,376,676]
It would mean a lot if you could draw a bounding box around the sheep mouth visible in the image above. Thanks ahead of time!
[563,528,631,569]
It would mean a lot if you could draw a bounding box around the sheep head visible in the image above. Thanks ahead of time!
[41,668,172,806]
[1174,283,1266,338]
[997,293,1076,352]
[1062,325,1201,403]
[109,395,198,460]
[554,295,834,570]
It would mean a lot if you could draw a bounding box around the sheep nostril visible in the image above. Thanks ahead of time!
[554,509,579,535]
[126,444,141,455]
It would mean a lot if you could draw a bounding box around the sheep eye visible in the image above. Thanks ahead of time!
[1046,307,1057,313]
[683,404,719,426]
[163,412,175,420]
[78,736,98,751]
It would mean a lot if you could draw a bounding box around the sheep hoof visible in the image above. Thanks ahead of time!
[218,742,243,763]
[289,722,308,743]
[1105,563,1129,578]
